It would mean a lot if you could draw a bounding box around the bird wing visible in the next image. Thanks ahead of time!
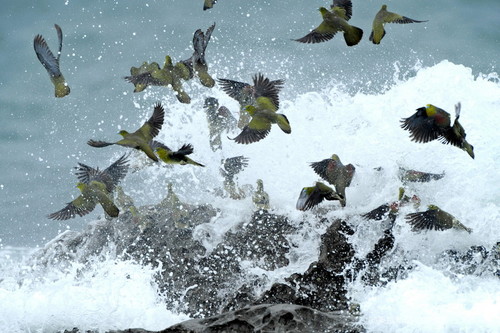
[149,139,172,152]
[405,209,445,231]
[137,102,165,140]
[296,186,325,211]
[384,12,426,24]
[229,116,272,144]
[48,195,96,220]
[75,163,100,185]
[221,156,249,178]
[87,139,115,148]
[34,34,61,77]
[310,159,337,185]
[331,0,352,20]
[253,74,283,109]
[217,78,251,103]
[124,72,164,86]
[295,21,339,44]
[400,109,443,143]
[361,204,390,220]
[97,154,129,193]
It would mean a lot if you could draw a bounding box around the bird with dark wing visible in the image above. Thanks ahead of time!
[369,4,427,44]
[203,0,217,10]
[294,0,363,46]
[405,205,472,233]
[362,187,420,223]
[48,154,129,220]
[34,24,70,97]
[150,140,204,167]
[88,102,165,162]
[401,102,474,158]
[310,154,355,207]
[217,73,284,129]
[191,23,216,87]
[296,181,344,211]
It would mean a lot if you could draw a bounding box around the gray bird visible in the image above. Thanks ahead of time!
[369,4,427,44]
[310,154,355,207]
[34,24,70,97]
[253,179,270,210]
[204,97,237,151]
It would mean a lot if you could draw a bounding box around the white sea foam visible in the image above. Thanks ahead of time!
[1,60,499,332]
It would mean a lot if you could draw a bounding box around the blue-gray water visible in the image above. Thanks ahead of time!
[0,0,499,247]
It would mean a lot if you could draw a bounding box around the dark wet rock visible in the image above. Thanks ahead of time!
[69,304,363,333]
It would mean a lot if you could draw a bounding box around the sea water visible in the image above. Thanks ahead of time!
[1,0,499,331]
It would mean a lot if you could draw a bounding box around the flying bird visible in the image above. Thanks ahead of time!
[310,154,355,207]
[33,24,70,97]
[405,205,472,233]
[203,0,217,10]
[48,154,129,220]
[191,23,216,87]
[369,4,427,44]
[150,140,204,167]
[296,181,344,211]
[88,102,165,162]
[400,102,474,158]
[294,1,363,46]
[217,73,284,129]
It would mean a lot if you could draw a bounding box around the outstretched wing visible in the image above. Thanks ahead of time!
[405,210,443,231]
[384,12,427,24]
[138,102,165,140]
[48,195,96,220]
[294,21,339,44]
[34,34,61,77]
[400,108,443,143]
[229,116,272,144]
[253,73,284,109]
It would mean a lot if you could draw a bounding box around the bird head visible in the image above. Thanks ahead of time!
[204,97,219,109]
[318,7,329,16]
[163,55,173,69]
[76,182,86,191]
[331,154,340,161]
[55,83,70,98]
[118,130,129,137]
[427,204,439,211]
[243,105,257,116]
[425,104,438,116]
[381,5,388,10]
[256,179,264,190]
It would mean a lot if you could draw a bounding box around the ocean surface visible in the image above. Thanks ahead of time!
[0,0,499,332]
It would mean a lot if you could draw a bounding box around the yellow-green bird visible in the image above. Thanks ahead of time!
[124,57,191,104]
[203,0,217,10]
[405,205,472,233]
[295,0,363,46]
[48,154,129,220]
[34,24,70,98]
[401,102,474,158]
[150,140,204,167]
[229,96,291,144]
[310,154,355,207]
[296,181,344,211]
[369,5,427,45]
[88,102,165,162]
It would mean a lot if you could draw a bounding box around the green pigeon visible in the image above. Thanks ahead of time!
[34,24,70,98]
[401,102,474,158]
[369,5,427,44]
[229,96,291,144]
[399,167,445,183]
[294,1,363,46]
[191,23,216,87]
[204,97,237,151]
[203,0,217,10]
[48,154,129,220]
[310,154,355,207]
[217,73,285,129]
[405,205,472,233]
[124,57,191,103]
[88,102,165,162]
[253,179,270,210]
[296,181,344,211]
[150,140,204,167]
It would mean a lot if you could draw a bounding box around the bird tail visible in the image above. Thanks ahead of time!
[276,114,291,134]
[344,25,363,46]
[96,191,120,218]
[87,139,114,148]
[369,29,385,45]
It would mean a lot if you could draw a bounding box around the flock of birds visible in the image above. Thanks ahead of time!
[33,1,474,234]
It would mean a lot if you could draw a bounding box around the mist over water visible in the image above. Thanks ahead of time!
[0,0,499,331]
